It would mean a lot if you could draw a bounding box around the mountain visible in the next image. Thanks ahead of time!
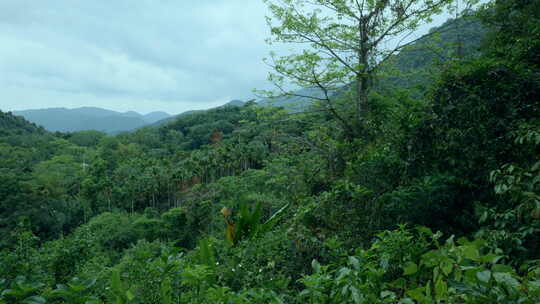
[142,111,170,123]
[381,13,487,90]
[257,88,321,112]
[149,100,246,128]
[225,99,245,107]
[12,107,171,134]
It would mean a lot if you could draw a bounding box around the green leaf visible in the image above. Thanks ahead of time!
[406,287,425,301]
[126,290,135,301]
[348,256,360,271]
[457,237,470,245]
[22,296,46,304]
[380,290,395,298]
[421,250,443,267]
[415,226,433,236]
[403,262,418,276]
[493,273,520,289]
[480,253,502,264]
[441,260,453,276]
[350,286,361,304]
[464,267,482,283]
[435,279,447,300]
[261,203,290,232]
[336,267,351,280]
[312,260,321,273]
[463,245,480,261]
[491,264,513,273]
[476,270,491,283]
[111,270,122,292]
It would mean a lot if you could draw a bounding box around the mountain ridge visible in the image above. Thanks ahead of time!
[12,107,172,134]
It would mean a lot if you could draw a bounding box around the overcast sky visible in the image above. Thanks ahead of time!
[0,0,454,115]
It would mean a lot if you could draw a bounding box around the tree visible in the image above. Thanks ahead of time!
[264,0,458,139]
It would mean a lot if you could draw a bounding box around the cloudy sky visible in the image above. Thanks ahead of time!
[0,0,453,115]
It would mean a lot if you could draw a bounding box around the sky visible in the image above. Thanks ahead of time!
[0,0,455,115]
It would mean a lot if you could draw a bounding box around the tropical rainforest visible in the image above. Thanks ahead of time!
[0,0,539,303]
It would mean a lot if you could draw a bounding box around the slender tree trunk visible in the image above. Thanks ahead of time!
[356,19,371,137]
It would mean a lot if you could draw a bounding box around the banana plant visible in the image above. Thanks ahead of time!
[223,200,290,246]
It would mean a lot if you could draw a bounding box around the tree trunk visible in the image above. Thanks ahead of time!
[356,18,371,138]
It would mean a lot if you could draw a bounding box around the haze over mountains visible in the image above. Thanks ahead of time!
[13,107,171,133]
[9,96,301,134]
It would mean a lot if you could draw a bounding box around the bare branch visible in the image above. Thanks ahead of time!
[310,66,355,135]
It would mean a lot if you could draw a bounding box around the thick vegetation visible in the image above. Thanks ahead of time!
[0,0,539,303]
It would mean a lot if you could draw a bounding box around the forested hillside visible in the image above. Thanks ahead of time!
[0,0,539,303]
[0,111,46,136]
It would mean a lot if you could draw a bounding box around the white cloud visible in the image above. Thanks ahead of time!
[0,0,273,114]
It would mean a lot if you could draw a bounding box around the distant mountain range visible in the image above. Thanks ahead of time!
[12,107,170,134]
[11,101,247,134]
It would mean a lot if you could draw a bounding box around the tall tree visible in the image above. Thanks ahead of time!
[264,0,458,139]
